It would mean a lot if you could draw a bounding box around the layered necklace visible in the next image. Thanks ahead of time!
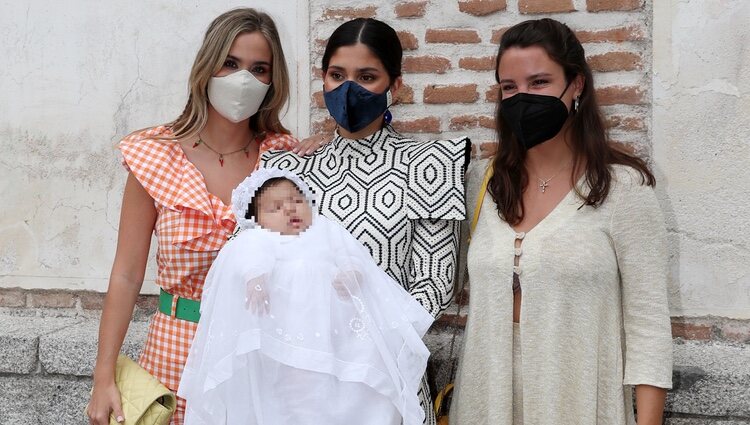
[192,133,258,167]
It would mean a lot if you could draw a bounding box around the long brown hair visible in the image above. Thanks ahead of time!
[169,8,290,140]
[489,18,654,225]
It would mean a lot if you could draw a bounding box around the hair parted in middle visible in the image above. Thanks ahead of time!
[489,18,654,226]
[322,18,403,85]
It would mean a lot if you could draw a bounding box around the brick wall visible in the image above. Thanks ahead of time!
[308,0,652,158]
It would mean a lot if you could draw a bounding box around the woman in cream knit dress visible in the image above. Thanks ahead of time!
[450,19,673,425]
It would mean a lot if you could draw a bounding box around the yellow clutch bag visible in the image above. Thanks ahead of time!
[111,354,176,425]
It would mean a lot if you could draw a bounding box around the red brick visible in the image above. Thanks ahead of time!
[575,25,645,43]
[313,117,337,134]
[403,56,452,74]
[479,142,498,158]
[605,115,645,131]
[425,28,481,44]
[312,90,325,109]
[458,0,507,16]
[459,56,496,71]
[479,116,496,129]
[450,115,479,130]
[424,84,479,104]
[79,291,106,310]
[313,38,328,55]
[596,86,644,105]
[394,1,428,18]
[455,287,470,306]
[28,290,75,308]
[587,0,642,12]
[519,0,575,14]
[470,142,478,158]
[397,31,419,50]
[0,288,25,307]
[323,6,377,20]
[436,312,468,327]
[485,84,501,102]
[394,84,415,104]
[393,117,441,133]
[672,322,712,341]
[450,115,496,130]
[588,51,642,72]
[491,27,511,44]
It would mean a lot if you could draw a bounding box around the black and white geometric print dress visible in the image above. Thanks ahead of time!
[261,125,470,425]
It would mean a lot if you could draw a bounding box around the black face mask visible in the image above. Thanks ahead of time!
[500,83,572,150]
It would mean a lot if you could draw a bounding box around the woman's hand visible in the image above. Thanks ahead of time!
[89,173,154,424]
[332,274,353,300]
[332,270,363,300]
[87,380,124,424]
[291,133,331,156]
[246,275,270,315]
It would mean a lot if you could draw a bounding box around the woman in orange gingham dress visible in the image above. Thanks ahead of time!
[88,9,302,425]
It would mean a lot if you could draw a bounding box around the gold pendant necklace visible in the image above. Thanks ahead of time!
[192,134,255,167]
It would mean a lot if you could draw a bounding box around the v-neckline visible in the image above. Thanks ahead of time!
[509,175,584,238]
[174,140,247,220]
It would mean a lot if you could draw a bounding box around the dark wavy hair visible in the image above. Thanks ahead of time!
[489,18,654,225]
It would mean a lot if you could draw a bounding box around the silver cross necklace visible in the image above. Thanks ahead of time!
[534,163,572,194]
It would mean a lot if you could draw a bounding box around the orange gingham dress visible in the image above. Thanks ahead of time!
[119,125,297,425]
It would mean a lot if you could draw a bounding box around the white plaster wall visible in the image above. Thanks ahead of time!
[653,0,750,318]
[0,1,309,293]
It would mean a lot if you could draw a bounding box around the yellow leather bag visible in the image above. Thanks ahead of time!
[434,165,493,424]
[110,354,176,425]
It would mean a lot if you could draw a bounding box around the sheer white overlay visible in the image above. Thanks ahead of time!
[178,215,434,425]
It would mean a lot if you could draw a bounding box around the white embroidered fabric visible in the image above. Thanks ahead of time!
[178,214,434,425]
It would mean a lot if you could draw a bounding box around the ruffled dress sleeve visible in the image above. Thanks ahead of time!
[118,125,232,253]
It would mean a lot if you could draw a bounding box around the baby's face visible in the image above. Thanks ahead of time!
[255,180,313,236]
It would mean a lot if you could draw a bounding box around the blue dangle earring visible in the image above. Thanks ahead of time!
[384,90,393,124]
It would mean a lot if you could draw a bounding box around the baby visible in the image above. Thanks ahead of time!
[179,168,433,425]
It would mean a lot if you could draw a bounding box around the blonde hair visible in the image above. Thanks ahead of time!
[169,8,290,139]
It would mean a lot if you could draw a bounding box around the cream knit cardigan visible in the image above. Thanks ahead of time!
[450,159,673,425]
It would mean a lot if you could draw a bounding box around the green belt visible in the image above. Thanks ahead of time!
[159,288,201,323]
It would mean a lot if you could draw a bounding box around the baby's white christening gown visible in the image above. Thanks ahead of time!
[178,215,434,425]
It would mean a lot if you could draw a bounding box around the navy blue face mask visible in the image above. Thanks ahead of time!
[323,81,391,133]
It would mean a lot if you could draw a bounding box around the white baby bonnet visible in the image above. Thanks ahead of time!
[230,167,317,230]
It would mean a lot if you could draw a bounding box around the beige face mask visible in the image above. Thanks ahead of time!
[208,70,271,123]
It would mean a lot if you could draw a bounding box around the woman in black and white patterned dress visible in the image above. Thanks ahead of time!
[262,18,469,425]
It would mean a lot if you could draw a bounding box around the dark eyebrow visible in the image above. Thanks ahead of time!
[326,65,381,73]
[498,73,554,85]
[527,73,553,80]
